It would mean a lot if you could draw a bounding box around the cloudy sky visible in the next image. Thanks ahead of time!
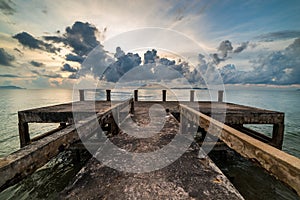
[0,0,300,88]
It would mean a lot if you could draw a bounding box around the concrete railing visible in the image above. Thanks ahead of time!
[179,104,300,195]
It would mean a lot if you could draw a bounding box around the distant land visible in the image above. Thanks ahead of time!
[171,87,208,90]
[0,86,26,89]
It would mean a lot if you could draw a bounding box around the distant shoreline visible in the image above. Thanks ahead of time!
[0,86,26,90]
[171,87,208,90]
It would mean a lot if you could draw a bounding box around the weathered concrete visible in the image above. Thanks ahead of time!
[0,124,79,191]
[60,106,244,199]
[18,100,285,148]
[18,99,133,147]
[0,100,133,190]
[179,104,300,196]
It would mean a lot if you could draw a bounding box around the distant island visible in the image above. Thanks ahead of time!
[171,87,208,90]
[0,86,26,89]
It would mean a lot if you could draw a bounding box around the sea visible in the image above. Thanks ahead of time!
[0,87,299,199]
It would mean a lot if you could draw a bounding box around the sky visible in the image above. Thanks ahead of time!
[0,0,300,88]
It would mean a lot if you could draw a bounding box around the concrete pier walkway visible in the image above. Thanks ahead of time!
[60,107,243,199]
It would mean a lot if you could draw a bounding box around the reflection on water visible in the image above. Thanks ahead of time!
[0,89,75,157]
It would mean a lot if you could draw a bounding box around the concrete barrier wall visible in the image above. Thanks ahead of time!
[179,104,300,195]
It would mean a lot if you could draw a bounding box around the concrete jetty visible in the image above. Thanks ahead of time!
[60,106,243,199]
[0,89,299,198]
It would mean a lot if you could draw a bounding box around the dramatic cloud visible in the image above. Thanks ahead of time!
[0,48,15,66]
[0,0,15,15]
[13,32,40,49]
[30,60,44,67]
[210,40,250,65]
[65,53,84,63]
[45,21,100,57]
[61,63,78,72]
[64,21,100,56]
[159,58,175,66]
[217,40,233,58]
[43,36,63,43]
[13,32,60,53]
[233,42,249,53]
[219,38,300,85]
[114,47,125,59]
[210,53,224,65]
[68,73,78,79]
[103,47,141,82]
[144,49,158,64]
[255,30,300,42]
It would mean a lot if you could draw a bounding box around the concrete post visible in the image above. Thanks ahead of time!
[79,90,85,101]
[218,90,224,102]
[134,90,138,101]
[190,90,195,102]
[18,113,30,148]
[130,98,134,114]
[162,90,167,102]
[106,90,111,101]
[271,123,284,149]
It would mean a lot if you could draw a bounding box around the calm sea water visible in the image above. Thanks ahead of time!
[0,88,299,199]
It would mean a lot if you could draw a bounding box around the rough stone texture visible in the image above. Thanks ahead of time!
[60,106,243,200]
[180,104,300,196]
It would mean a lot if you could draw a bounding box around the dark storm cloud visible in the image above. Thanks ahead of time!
[233,42,249,53]
[13,32,60,53]
[61,63,78,72]
[45,21,100,57]
[13,32,40,49]
[217,40,233,58]
[30,60,44,67]
[144,49,158,64]
[210,53,224,65]
[65,53,84,63]
[0,0,15,15]
[64,21,100,56]
[43,36,64,43]
[0,48,15,66]
[114,47,125,59]
[255,30,300,42]
[210,40,249,65]
[103,47,141,82]
[68,73,78,79]
[159,58,175,66]
[0,74,19,78]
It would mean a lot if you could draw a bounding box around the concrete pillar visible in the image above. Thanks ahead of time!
[18,114,30,148]
[130,99,134,114]
[134,90,138,101]
[162,90,167,102]
[218,90,224,102]
[190,90,195,102]
[271,123,284,149]
[79,90,85,101]
[106,90,111,101]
